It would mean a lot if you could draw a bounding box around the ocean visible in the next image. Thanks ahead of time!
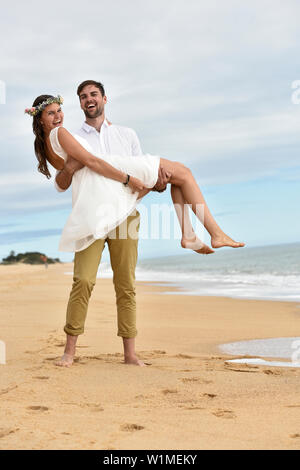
[65,241,300,365]
[96,242,300,302]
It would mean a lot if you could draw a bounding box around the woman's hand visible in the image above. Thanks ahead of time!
[127,176,145,193]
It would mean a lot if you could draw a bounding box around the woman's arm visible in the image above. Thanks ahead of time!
[57,127,144,190]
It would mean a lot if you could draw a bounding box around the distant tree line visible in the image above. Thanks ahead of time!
[1,251,61,265]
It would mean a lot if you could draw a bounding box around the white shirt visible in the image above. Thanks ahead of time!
[55,118,142,192]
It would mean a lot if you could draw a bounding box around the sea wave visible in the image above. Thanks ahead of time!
[65,243,300,302]
[91,262,300,302]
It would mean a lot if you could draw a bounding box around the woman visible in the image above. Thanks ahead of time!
[27,94,245,254]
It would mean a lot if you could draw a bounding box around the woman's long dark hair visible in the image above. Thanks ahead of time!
[32,95,54,179]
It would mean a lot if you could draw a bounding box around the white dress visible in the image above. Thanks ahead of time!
[49,127,160,252]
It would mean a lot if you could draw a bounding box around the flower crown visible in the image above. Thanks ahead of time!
[24,95,64,116]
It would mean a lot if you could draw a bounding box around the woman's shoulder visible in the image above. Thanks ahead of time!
[49,125,66,143]
[51,126,69,138]
[51,126,92,153]
[49,126,68,160]
[49,126,60,145]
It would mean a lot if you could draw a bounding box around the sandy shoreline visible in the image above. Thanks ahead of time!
[0,263,299,450]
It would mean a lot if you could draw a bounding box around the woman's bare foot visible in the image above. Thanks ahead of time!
[181,236,215,254]
[55,353,74,367]
[124,355,147,367]
[211,232,245,249]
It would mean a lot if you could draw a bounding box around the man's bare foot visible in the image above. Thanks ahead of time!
[55,353,74,367]
[124,355,147,367]
[211,233,245,249]
[181,236,215,254]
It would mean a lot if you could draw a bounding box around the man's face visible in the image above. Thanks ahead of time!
[79,85,107,119]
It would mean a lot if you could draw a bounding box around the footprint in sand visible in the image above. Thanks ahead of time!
[25,366,44,372]
[0,385,18,396]
[184,406,205,410]
[181,377,201,383]
[33,376,50,380]
[0,428,20,439]
[27,406,49,412]
[211,409,236,419]
[138,350,166,357]
[145,350,166,357]
[175,354,195,359]
[225,366,259,374]
[120,423,144,432]
[161,389,178,395]
[181,377,213,384]
[135,394,153,400]
[81,403,104,412]
[263,369,282,376]
[203,393,217,399]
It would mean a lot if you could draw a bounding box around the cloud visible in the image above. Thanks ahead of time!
[0,228,62,245]
[1,0,300,218]
[0,171,72,216]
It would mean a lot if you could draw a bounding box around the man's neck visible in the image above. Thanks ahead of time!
[85,114,105,133]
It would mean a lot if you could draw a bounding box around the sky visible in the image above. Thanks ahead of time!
[0,0,300,262]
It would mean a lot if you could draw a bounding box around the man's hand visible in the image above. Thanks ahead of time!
[55,156,84,191]
[152,166,171,192]
[128,176,145,193]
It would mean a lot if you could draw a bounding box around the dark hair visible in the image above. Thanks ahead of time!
[77,80,105,97]
[32,94,54,179]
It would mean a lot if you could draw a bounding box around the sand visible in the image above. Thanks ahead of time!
[0,263,299,450]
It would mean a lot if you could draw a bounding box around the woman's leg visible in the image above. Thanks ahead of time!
[159,158,245,248]
[170,185,214,254]
[136,184,213,254]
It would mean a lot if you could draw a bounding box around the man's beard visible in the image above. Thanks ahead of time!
[84,105,104,119]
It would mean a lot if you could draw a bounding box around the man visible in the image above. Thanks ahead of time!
[55,80,171,367]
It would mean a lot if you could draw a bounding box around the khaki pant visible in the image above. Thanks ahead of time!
[64,211,140,338]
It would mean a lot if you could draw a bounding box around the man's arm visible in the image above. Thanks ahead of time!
[130,128,143,157]
[130,129,171,192]
[55,157,83,191]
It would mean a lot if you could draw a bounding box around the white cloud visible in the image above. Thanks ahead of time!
[1,0,300,215]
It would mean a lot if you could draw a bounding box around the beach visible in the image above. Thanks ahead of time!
[0,263,299,450]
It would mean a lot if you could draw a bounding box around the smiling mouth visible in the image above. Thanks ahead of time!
[87,104,96,109]
[53,120,61,124]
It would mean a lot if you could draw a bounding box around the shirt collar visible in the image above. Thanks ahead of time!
[81,118,109,134]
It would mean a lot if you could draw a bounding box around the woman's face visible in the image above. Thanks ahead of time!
[40,103,64,133]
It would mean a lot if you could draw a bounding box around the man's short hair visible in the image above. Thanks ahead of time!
[77,80,105,97]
